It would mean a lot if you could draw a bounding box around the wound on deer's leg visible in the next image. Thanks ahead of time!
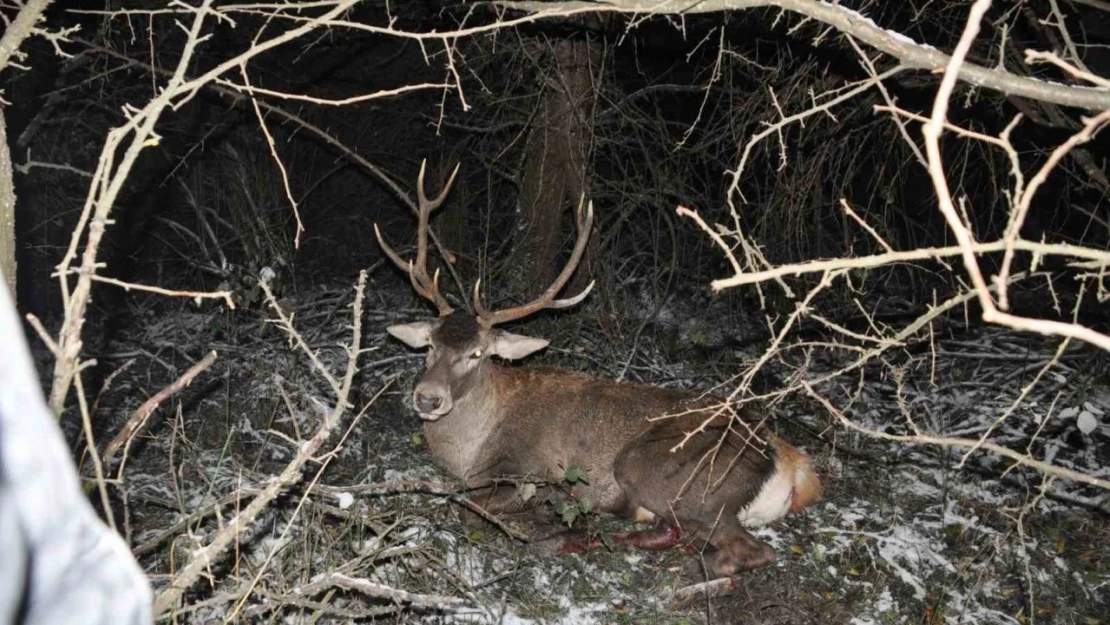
[558,520,684,554]
[622,520,683,551]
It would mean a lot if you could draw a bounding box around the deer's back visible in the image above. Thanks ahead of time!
[477,366,730,510]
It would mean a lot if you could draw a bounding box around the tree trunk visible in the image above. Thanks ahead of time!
[0,0,55,300]
[515,35,601,299]
[0,111,15,296]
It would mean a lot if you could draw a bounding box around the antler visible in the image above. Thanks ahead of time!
[474,196,595,327]
[374,160,460,316]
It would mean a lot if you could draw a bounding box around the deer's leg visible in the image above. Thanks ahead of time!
[692,515,775,578]
[621,520,685,551]
[458,483,541,527]
[558,519,685,554]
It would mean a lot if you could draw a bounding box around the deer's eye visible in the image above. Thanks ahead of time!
[471,349,483,359]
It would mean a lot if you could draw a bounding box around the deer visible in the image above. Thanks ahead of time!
[375,163,821,578]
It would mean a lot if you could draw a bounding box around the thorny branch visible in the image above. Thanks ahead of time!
[922,0,1110,354]
[665,0,1110,494]
[803,382,1110,491]
[153,271,370,615]
[47,0,360,416]
[24,6,1110,621]
[44,0,1108,499]
[498,0,1110,110]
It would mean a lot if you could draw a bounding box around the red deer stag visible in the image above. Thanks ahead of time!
[376,163,821,577]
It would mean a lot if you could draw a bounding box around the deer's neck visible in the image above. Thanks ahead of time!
[423,361,506,483]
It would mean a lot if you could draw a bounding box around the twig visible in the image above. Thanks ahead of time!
[705,238,1109,290]
[0,0,53,71]
[47,0,360,417]
[840,198,894,254]
[499,0,1110,110]
[89,275,234,308]
[922,0,1110,353]
[803,382,1110,490]
[103,350,219,467]
[23,312,60,356]
[295,572,470,611]
[153,270,368,616]
[238,57,303,247]
[669,576,737,608]
[74,38,469,300]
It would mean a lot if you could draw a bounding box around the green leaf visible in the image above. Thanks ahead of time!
[561,506,579,526]
[563,466,589,485]
[563,466,579,483]
[579,496,594,514]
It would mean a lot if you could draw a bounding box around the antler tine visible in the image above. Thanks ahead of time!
[472,279,491,320]
[374,223,411,275]
[428,268,451,314]
[413,160,456,315]
[374,161,458,316]
[398,262,452,314]
[477,198,595,327]
[417,160,461,211]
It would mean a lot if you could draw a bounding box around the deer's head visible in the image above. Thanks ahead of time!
[386,311,547,419]
[377,162,593,421]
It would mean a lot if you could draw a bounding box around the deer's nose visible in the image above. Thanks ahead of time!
[415,392,443,414]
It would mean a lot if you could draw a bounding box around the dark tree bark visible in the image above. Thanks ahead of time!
[515,34,601,299]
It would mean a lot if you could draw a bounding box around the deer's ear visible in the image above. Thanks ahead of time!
[489,330,548,360]
[387,321,436,348]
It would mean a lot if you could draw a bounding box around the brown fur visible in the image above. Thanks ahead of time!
[775,437,822,512]
[381,174,819,578]
[394,317,822,578]
[433,311,483,348]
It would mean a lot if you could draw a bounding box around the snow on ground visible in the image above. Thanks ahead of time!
[69,288,1109,624]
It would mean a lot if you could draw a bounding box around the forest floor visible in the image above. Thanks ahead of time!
[55,279,1110,624]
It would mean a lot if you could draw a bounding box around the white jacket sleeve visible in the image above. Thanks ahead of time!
[0,280,152,625]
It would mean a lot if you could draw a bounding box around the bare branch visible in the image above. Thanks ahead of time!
[0,0,53,73]
[102,350,219,468]
[153,271,370,615]
[804,383,1110,490]
[690,232,1110,291]
[499,0,1110,110]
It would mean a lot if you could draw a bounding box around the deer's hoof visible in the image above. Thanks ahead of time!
[707,542,775,578]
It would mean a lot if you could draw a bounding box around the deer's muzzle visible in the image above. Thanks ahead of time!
[413,383,452,421]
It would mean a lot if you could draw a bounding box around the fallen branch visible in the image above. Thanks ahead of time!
[294,572,471,612]
[669,576,737,608]
[103,350,218,468]
[153,270,368,616]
